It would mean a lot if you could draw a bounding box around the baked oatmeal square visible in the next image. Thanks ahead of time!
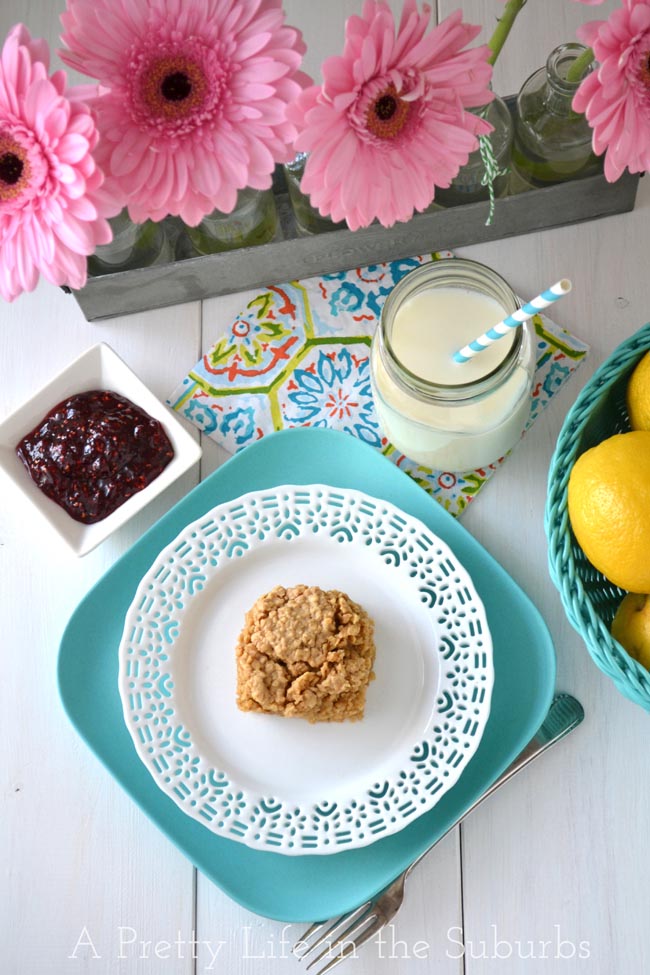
[236,584,376,723]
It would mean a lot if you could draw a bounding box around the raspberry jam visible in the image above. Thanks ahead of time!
[16,390,174,524]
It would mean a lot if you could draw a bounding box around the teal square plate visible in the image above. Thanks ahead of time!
[58,428,556,922]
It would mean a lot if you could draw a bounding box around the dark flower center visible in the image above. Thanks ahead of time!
[641,52,650,89]
[139,54,210,125]
[0,152,23,185]
[375,95,397,121]
[161,71,192,102]
[365,84,411,142]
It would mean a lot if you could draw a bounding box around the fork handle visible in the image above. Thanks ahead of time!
[405,693,584,879]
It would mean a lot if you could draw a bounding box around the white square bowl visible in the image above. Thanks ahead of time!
[0,343,201,556]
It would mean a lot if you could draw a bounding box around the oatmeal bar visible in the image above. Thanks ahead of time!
[236,585,376,723]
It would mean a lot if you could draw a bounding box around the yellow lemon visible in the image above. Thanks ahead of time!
[611,593,650,671]
[627,351,650,431]
[567,431,650,592]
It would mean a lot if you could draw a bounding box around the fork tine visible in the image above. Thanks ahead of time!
[304,908,378,971]
[294,921,328,955]
[293,901,372,959]
[309,915,388,975]
[309,938,359,975]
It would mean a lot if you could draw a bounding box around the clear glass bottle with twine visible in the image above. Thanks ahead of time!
[436,95,513,207]
[511,42,600,187]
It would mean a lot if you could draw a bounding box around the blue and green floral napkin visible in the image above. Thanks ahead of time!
[168,251,589,516]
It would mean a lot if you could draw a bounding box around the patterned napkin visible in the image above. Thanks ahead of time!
[168,252,589,517]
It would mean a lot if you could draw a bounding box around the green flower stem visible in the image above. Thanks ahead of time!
[565,47,595,84]
[487,0,528,66]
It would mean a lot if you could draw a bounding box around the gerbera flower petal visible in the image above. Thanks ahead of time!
[54,132,89,164]
[573,0,650,181]
[393,0,430,64]
[290,1,492,229]
[323,130,359,188]
[108,122,150,178]
[59,0,309,223]
[0,24,121,301]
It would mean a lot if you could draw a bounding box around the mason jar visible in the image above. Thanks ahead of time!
[370,259,535,471]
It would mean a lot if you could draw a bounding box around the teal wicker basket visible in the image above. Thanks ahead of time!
[545,322,650,711]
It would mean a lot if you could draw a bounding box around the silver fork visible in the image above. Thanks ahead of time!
[294,693,584,975]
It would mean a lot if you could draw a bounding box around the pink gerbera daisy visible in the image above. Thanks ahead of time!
[0,25,116,302]
[289,1,493,231]
[573,0,650,181]
[59,0,310,226]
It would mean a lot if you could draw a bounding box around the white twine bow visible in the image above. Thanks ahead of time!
[478,132,509,226]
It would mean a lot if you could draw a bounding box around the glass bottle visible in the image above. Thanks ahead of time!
[283,153,346,235]
[370,259,535,472]
[88,209,174,276]
[182,188,278,256]
[436,95,513,207]
[511,43,600,187]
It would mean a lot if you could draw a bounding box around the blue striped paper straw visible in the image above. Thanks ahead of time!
[453,279,572,364]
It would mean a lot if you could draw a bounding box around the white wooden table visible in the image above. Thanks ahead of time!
[2,2,648,972]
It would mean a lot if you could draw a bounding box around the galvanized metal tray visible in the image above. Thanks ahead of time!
[70,161,640,322]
